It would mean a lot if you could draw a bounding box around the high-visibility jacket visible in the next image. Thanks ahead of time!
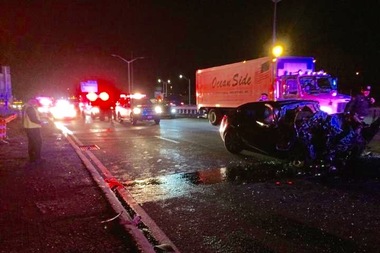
[23,104,41,129]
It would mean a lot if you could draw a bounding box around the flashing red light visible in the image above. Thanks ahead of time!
[99,92,110,101]
[86,92,98,101]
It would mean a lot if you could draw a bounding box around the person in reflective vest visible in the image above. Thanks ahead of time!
[22,98,44,163]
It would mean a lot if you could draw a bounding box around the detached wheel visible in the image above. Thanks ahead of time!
[224,130,243,154]
[208,109,222,126]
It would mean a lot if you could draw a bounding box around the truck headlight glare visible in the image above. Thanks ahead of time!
[91,107,100,114]
[155,106,163,114]
[133,108,141,114]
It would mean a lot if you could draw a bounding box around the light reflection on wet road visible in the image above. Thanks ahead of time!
[124,161,295,203]
[65,117,380,253]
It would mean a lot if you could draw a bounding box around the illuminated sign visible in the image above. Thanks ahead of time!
[80,80,98,93]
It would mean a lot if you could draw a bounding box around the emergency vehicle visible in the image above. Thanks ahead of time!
[76,79,121,121]
[196,56,351,125]
[115,93,162,125]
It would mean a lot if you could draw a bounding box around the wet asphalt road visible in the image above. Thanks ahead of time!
[62,116,380,253]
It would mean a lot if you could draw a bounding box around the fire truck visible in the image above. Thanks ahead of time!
[196,56,351,125]
[76,79,121,121]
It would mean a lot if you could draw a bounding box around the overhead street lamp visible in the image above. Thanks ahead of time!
[111,54,145,94]
[179,75,191,105]
[272,45,283,57]
[158,79,171,98]
[272,0,281,46]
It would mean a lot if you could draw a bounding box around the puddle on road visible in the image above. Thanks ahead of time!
[125,156,380,203]
[124,161,301,203]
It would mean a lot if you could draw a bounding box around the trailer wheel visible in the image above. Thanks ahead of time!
[224,130,243,154]
[208,109,221,126]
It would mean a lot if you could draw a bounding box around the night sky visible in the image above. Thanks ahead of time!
[1,0,379,100]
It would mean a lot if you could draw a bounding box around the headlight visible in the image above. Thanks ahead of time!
[38,107,49,113]
[170,108,176,114]
[91,107,100,114]
[320,105,333,114]
[133,107,141,114]
[154,106,163,114]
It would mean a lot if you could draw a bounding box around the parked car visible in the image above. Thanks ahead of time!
[35,96,54,119]
[50,99,78,120]
[115,94,162,125]
[81,102,114,121]
[219,100,380,168]
[158,99,177,118]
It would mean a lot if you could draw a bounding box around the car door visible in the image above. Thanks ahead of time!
[238,103,277,153]
[116,97,131,119]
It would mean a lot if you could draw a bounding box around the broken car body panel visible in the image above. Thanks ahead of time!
[219,100,380,168]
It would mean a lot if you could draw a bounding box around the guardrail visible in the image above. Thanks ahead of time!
[174,106,380,120]
[174,105,205,118]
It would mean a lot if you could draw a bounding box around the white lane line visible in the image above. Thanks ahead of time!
[155,136,180,144]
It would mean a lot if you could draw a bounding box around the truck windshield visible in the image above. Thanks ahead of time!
[300,76,335,94]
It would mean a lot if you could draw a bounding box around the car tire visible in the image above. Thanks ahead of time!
[154,119,160,124]
[132,118,138,125]
[224,130,243,154]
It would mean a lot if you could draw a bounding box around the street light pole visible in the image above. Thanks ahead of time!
[179,74,191,105]
[272,0,281,46]
[111,54,145,94]
[157,79,171,98]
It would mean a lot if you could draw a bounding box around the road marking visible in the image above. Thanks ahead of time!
[155,136,180,144]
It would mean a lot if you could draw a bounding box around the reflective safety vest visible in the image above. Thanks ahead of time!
[23,104,41,129]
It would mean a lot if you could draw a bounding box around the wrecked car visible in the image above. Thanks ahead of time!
[219,100,380,168]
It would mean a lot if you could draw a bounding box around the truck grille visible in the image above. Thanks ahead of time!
[143,108,154,115]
